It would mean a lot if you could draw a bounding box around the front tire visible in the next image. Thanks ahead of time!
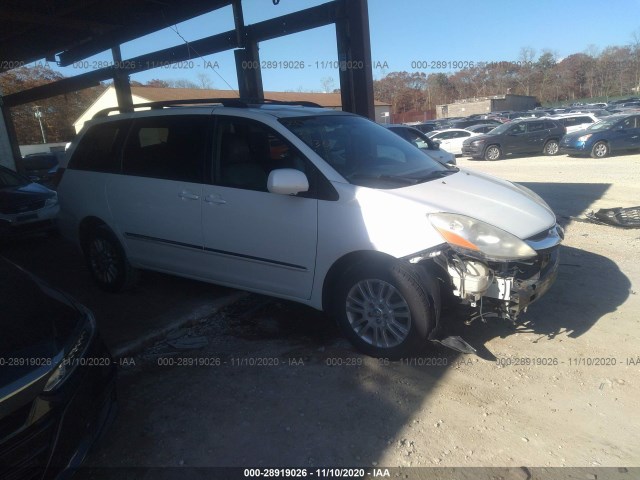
[331,261,438,359]
[543,139,559,156]
[484,145,501,161]
[591,141,609,158]
[83,226,139,292]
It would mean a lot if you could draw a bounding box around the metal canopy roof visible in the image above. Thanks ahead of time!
[0,0,232,71]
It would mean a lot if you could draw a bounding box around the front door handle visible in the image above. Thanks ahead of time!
[178,191,200,200]
[204,194,226,205]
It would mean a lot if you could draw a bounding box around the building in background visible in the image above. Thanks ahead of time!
[436,94,539,118]
[74,86,392,133]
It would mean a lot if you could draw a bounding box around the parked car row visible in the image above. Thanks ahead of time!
[461,118,566,160]
[458,112,640,160]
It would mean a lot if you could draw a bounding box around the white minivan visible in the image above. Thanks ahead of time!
[57,100,562,358]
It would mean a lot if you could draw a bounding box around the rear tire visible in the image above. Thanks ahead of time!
[484,145,501,161]
[82,226,139,292]
[590,141,609,158]
[330,260,438,359]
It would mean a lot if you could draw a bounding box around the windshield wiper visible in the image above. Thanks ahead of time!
[412,169,458,183]
[348,173,419,185]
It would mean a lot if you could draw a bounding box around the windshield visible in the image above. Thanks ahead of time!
[486,122,512,135]
[586,117,622,131]
[280,115,450,188]
[0,166,29,188]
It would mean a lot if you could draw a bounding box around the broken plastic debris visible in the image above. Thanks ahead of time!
[585,206,640,229]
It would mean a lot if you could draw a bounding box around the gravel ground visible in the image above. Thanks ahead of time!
[77,152,640,475]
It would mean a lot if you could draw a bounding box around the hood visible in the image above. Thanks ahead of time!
[0,182,55,213]
[0,180,55,198]
[0,259,79,356]
[386,168,556,239]
[462,133,493,144]
[0,259,82,392]
[563,128,595,140]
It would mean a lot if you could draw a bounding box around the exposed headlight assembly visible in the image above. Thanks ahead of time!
[429,213,537,261]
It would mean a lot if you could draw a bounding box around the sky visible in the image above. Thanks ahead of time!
[39,0,640,93]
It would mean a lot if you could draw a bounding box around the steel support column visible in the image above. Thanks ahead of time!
[112,46,133,113]
[234,42,264,101]
[232,0,263,100]
[0,98,21,170]
[336,0,374,119]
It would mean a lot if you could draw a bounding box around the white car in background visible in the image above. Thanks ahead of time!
[546,113,600,133]
[427,128,481,155]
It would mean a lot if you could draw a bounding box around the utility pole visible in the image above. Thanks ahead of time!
[33,105,47,143]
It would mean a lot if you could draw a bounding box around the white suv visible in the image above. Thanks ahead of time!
[58,100,562,358]
[547,113,600,133]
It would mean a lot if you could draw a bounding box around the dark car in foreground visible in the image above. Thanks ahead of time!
[462,118,566,160]
[559,113,640,158]
[0,258,116,479]
[0,165,59,239]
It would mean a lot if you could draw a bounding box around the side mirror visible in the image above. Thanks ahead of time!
[432,141,441,149]
[267,168,309,195]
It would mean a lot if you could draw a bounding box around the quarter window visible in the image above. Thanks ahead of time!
[527,122,545,132]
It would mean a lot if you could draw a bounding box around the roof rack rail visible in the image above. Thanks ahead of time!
[93,98,248,118]
[252,98,323,108]
[92,97,323,119]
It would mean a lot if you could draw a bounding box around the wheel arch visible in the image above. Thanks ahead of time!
[591,139,611,157]
[321,250,443,313]
[78,216,109,251]
[321,250,398,311]
[483,143,502,160]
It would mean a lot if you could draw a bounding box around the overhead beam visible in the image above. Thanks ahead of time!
[0,9,117,33]
[3,0,373,119]
[57,0,234,66]
[246,2,339,43]
[2,29,239,107]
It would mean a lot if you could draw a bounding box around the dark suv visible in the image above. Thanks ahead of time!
[462,118,566,160]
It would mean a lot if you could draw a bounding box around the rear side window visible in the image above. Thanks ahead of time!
[69,121,128,173]
[122,116,208,183]
[527,122,545,132]
[576,116,594,124]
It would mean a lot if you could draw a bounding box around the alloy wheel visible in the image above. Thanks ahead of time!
[345,279,411,348]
